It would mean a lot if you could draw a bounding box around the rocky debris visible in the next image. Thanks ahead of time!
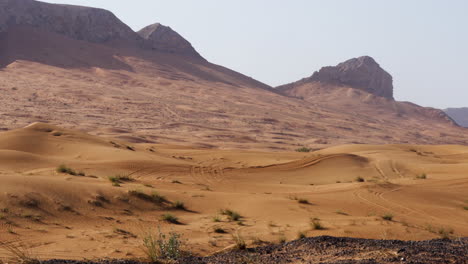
[138,23,201,57]
[0,0,138,44]
[39,236,468,264]
[180,236,468,264]
[278,56,394,99]
[444,107,468,127]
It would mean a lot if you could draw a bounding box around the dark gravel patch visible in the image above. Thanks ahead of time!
[40,236,467,264]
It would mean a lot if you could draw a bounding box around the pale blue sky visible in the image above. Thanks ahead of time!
[40,0,468,108]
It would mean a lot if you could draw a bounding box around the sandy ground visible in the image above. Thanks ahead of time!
[0,123,466,261]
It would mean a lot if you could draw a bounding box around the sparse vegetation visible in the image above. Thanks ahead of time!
[416,173,427,179]
[298,198,309,204]
[214,227,227,234]
[233,232,246,250]
[296,147,311,153]
[463,206,468,210]
[108,174,132,185]
[311,218,324,230]
[0,241,39,264]
[142,227,182,262]
[56,164,77,176]
[128,190,167,204]
[161,213,179,224]
[172,201,186,210]
[172,180,182,184]
[438,227,454,239]
[297,231,306,239]
[355,176,365,182]
[220,209,241,221]
[382,214,394,221]
[335,210,348,215]
[212,215,221,222]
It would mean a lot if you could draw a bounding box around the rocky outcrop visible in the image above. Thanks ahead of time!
[0,0,139,44]
[278,56,394,99]
[444,108,468,127]
[138,23,201,58]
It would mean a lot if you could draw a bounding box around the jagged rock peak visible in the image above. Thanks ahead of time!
[310,56,394,99]
[138,23,201,57]
[0,0,139,43]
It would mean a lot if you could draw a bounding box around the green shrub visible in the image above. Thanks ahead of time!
[438,227,454,239]
[173,201,186,210]
[161,214,179,224]
[214,227,227,234]
[311,218,324,230]
[128,190,167,204]
[56,165,76,176]
[233,232,246,250]
[355,176,365,182]
[220,209,241,221]
[297,231,306,239]
[296,147,311,153]
[108,174,132,184]
[416,173,427,179]
[382,214,394,221]
[142,227,182,261]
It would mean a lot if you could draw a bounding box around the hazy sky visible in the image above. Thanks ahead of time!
[40,0,468,109]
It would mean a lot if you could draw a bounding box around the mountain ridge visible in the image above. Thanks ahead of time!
[0,0,467,150]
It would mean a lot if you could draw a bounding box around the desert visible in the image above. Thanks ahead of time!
[0,0,467,263]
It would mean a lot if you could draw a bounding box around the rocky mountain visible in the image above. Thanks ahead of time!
[138,23,201,57]
[0,0,138,44]
[277,56,394,99]
[0,0,467,150]
[276,56,456,127]
[444,108,468,127]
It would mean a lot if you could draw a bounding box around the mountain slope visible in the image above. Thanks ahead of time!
[444,108,468,127]
[0,1,467,150]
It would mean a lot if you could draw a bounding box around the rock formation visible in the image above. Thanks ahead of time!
[0,0,138,44]
[444,108,468,127]
[278,56,394,99]
[138,23,201,57]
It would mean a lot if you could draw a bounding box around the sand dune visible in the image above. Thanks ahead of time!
[0,124,467,260]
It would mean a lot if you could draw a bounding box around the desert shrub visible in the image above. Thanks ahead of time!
[311,218,324,230]
[108,174,132,184]
[298,198,309,204]
[416,173,427,179]
[438,227,454,239]
[212,215,221,222]
[382,214,394,221]
[355,176,365,182]
[128,190,167,204]
[296,147,311,153]
[335,210,348,215]
[233,232,246,250]
[214,227,227,234]
[220,209,241,221]
[172,201,186,210]
[56,164,76,176]
[463,206,468,211]
[297,231,306,239]
[161,214,179,224]
[143,227,182,261]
